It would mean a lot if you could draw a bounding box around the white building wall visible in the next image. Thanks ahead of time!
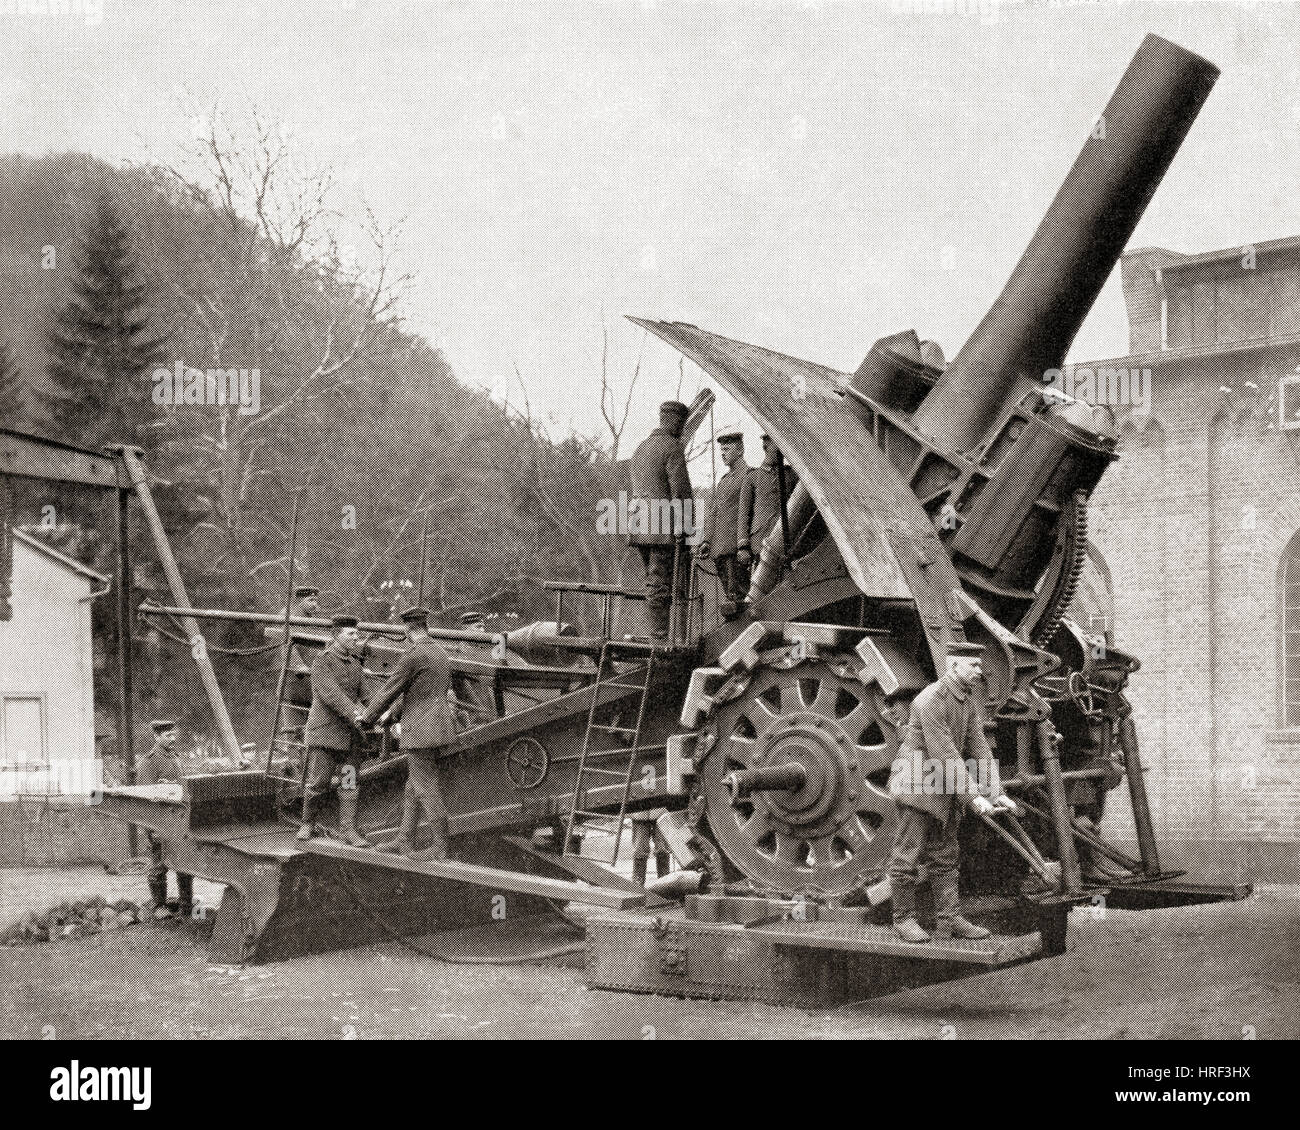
[0,537,96,764]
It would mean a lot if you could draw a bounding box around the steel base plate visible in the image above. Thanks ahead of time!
[584,908,1046,1007]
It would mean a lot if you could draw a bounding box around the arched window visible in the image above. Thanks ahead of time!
[1282,530,1300,729]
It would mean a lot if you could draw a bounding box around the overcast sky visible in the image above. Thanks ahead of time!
[4,0,1297,468]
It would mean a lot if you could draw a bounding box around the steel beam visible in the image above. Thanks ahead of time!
[115,487,136,855]
[299,839,647,909]
[0,428,122,488]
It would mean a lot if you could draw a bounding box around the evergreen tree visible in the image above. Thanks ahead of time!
[44,197,170,448]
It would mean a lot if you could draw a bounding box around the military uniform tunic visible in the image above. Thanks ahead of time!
[886,672,998,924]
[361,637,457,840]
[137,741,192,902]
[303,644,367,805]
[742,456,799,550]
[704,459,752,603]
[628,426,694,635]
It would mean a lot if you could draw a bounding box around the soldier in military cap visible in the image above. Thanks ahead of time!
[291,585,320,617]
[741,434,800,557]
[284,586,321,675]
[137,720,193,918]
[697,430,753,608]
[299,613,370,846]
[628,400,694,639]
[886,641,1017,943]
[361,607,457,860]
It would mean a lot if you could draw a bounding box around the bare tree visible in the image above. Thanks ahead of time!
[140,99,411,585]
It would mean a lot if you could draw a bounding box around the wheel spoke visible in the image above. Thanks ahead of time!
[780,682,804,714]
[811,680,840,717]
[810,836,840,866]
[773,834,805,865]
[727,735,758,767]
[856,742,896,776]
[743,699,780,737]
[740,810,774,841]
[841,702,870,735]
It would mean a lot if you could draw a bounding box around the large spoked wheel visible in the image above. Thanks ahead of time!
[700,655,900,896]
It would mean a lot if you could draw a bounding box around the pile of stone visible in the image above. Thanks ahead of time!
[0,895,182,946]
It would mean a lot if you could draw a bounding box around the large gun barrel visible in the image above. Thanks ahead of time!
[910,34,1218,454]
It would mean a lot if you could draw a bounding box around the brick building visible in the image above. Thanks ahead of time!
[1073,236,1300,880]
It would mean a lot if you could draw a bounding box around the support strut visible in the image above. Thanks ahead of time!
[1118,710,1161,877]
[1036,720,1082,896]
[113,445,244,764]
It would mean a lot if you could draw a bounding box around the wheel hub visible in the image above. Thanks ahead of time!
[752,714,849,833]
[701,657,900,895]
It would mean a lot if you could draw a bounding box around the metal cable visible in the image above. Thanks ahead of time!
[141,612,283,657]
[328,859,585,964]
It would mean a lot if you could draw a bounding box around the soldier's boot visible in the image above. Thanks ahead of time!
[148,876,168,910]
[409,777,451,861]
[891,877,930,943]
[894,916,932,944]
[177,874,194,920]
[375,796,419,855]
[932,871,988,940]
[296,795,318,842]
[631,821,652,886]
[937,915,991,941]
[410,811,449,862]
[336,789,369,848]
[408,796,449,861]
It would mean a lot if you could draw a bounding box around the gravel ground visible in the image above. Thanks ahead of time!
[0,888,1296,1039]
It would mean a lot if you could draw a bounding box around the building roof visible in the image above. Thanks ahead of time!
[11,529,109,586]
[1123,236,1300,279]
[1073,329,1300,373]
[1158,234,1300,275]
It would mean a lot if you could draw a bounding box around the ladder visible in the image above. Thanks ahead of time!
[266,693,311,786]
[563,641,657,866]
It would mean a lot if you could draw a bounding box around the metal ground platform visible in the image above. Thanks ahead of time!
[582,906,1049,1008]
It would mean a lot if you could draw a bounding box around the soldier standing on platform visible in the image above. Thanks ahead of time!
[886,641,1016,943]
[629,400,694,640]
[136,720,193,918]
[361,607,457,860]
[696,431,753,608]
[298,613,370,846]
[743,434,799,553]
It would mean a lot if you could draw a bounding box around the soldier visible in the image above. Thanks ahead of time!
[298,613,370,846]
[361,607,457,860]
[136,720,193,919]
[289,585,320,619]
[630,810,673,886]
[696,431,752,608]
[284,585,321,678]
[742,434,799,553]
[886,642,1017,943]
[629,400,694,640]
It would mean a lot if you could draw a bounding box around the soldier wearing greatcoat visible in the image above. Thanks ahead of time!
[886,641,1016,943]
[628,400,694,639]
[299,613,370,846]
[696,430,753,607]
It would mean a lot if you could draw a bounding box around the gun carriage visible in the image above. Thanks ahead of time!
[71,33,1249,1006]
